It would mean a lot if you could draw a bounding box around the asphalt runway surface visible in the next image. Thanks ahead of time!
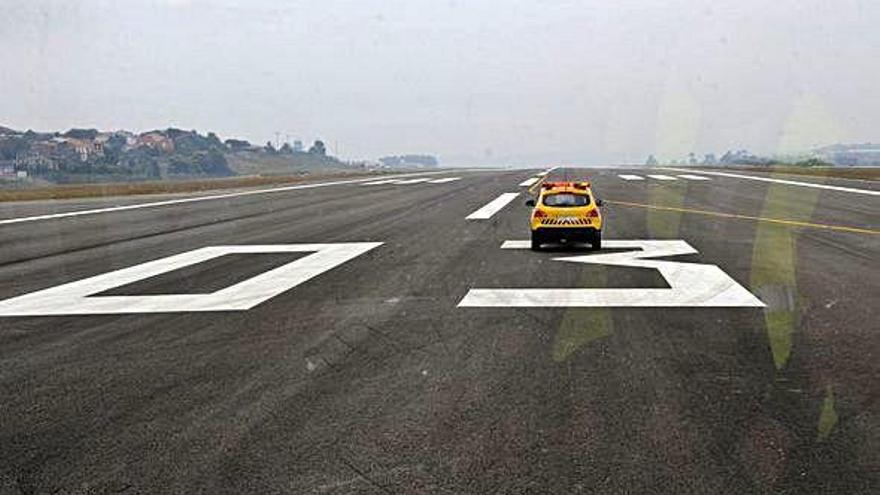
[0,168,877,493]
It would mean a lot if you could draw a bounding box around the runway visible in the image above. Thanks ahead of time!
[0,167,877,493]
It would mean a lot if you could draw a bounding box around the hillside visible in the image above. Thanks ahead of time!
[226,149,349,176]
[0,126,352,184]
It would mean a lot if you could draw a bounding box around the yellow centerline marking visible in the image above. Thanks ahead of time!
[607,200,879,235]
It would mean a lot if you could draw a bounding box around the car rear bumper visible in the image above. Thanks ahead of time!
[533,227,599,240]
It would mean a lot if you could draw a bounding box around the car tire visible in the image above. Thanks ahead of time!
[531,232,542,251]
[590,231,602,251]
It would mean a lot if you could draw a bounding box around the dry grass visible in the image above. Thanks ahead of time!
[0,171,377,203]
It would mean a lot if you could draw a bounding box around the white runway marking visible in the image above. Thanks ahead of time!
[391,178,432,185]
[0,172,449,226]
[619,174,645,181]
[677,174,711,181]
[647,174,678,181]
[519,177,540,187]
[466,193,520,220]
[663,168,880,196]
[0,243,382,316]
[362,177,460,185]
[361,179,397,186]
[459,240,765,307]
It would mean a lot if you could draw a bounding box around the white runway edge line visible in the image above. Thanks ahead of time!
[389,178,432,185]
[647,174,678,181]
[428,177,461,184]
[519,177,540,187]
[619,174,645,181]
[466,193,520,220]
[678,174,711,181]
[0,171,450,226]
[663,167,880,196]
[361,179,398,186]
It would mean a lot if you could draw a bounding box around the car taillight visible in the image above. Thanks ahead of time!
[587,209,599,218]
[534,210,547,218]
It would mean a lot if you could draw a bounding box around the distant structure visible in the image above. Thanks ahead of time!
[378,154,439,168]
[814,144,880,166]
[293,140,304,152]
[224,138,252,151]
[644,155,658,166]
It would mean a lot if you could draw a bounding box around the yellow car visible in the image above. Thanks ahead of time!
[525,181,603,251]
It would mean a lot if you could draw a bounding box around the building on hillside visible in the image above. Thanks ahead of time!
[814,144,880,166]
[136,132,175,152]
[61,138,96,161]
[15,141,60,170]
[94,132,116,153]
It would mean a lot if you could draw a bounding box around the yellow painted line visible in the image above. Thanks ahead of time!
[528,176,547,195]
[608,200,879,235]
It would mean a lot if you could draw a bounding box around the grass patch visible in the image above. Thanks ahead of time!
[0,171,379,203]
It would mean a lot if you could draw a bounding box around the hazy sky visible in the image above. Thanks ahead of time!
[2,0,878,165]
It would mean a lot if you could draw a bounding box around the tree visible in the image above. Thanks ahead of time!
[794,157,832,168]
[308,140,326,155]
[101,134,128,163]
[279,142,293,154]
[0,137,28,160]
[645,155,658,166]
[206,132,223,147]
[265,141,276,153]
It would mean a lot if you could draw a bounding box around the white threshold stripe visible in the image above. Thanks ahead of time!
[519,177,540,187]
[0,171,449,226]
[428,177,461,184]
[466,193,520,220]
[663,167,880,196]
[677,174,710,181]
[619,174,644,181]
[647,174,677,181]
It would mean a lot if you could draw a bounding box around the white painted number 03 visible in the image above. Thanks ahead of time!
[0,239,763,316]
[458,240,765,307]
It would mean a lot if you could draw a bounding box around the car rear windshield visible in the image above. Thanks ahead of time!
[542,193,590,207]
